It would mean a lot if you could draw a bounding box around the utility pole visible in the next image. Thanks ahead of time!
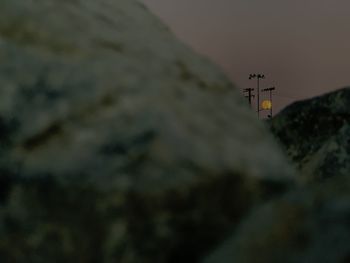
[249,74,265,119]
[262,87,276,118]
[243,88,255,107]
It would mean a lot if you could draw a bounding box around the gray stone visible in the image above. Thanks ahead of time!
[0,0,294,262]
[205,89,350,263]
[270,88,350,183]
[204,175,350,263]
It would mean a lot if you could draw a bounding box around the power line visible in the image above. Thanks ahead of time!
[249,73,265,119]
[274,94,300,100]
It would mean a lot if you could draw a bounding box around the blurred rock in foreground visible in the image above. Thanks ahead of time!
[205,88,350,263]
[204,175,350,263]
[0,0,294,262]
[270,88,350,183]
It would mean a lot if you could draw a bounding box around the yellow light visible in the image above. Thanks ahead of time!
[261,100,272,110]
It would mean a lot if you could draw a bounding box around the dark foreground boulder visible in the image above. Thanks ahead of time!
[270,88,350,183]
[205,89,350,263]
[204,175,350,263]
[0,0,294,262]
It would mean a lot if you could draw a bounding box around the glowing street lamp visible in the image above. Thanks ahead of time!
[249,74,265,119]
[261,87,276,118]
[261,100,272,110]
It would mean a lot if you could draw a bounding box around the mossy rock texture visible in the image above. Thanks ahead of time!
[0,0,294,262]
[270,88,350,183]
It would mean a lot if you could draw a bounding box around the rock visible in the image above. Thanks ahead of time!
[203,175,350,263]
[204,89,350,263]
[270,88,350,183]
[0,0,294,262]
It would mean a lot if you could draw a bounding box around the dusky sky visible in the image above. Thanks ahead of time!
[141,0,350,113]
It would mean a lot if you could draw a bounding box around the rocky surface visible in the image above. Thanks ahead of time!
[270,88,350,183]
[204,175,350,263]
[204,89,350,263]
[0,0,294,262]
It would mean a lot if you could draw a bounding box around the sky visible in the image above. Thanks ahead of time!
[141,0,350,113]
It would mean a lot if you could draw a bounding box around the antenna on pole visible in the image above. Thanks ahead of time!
[249,73,265,119]
[243,88,255,107]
